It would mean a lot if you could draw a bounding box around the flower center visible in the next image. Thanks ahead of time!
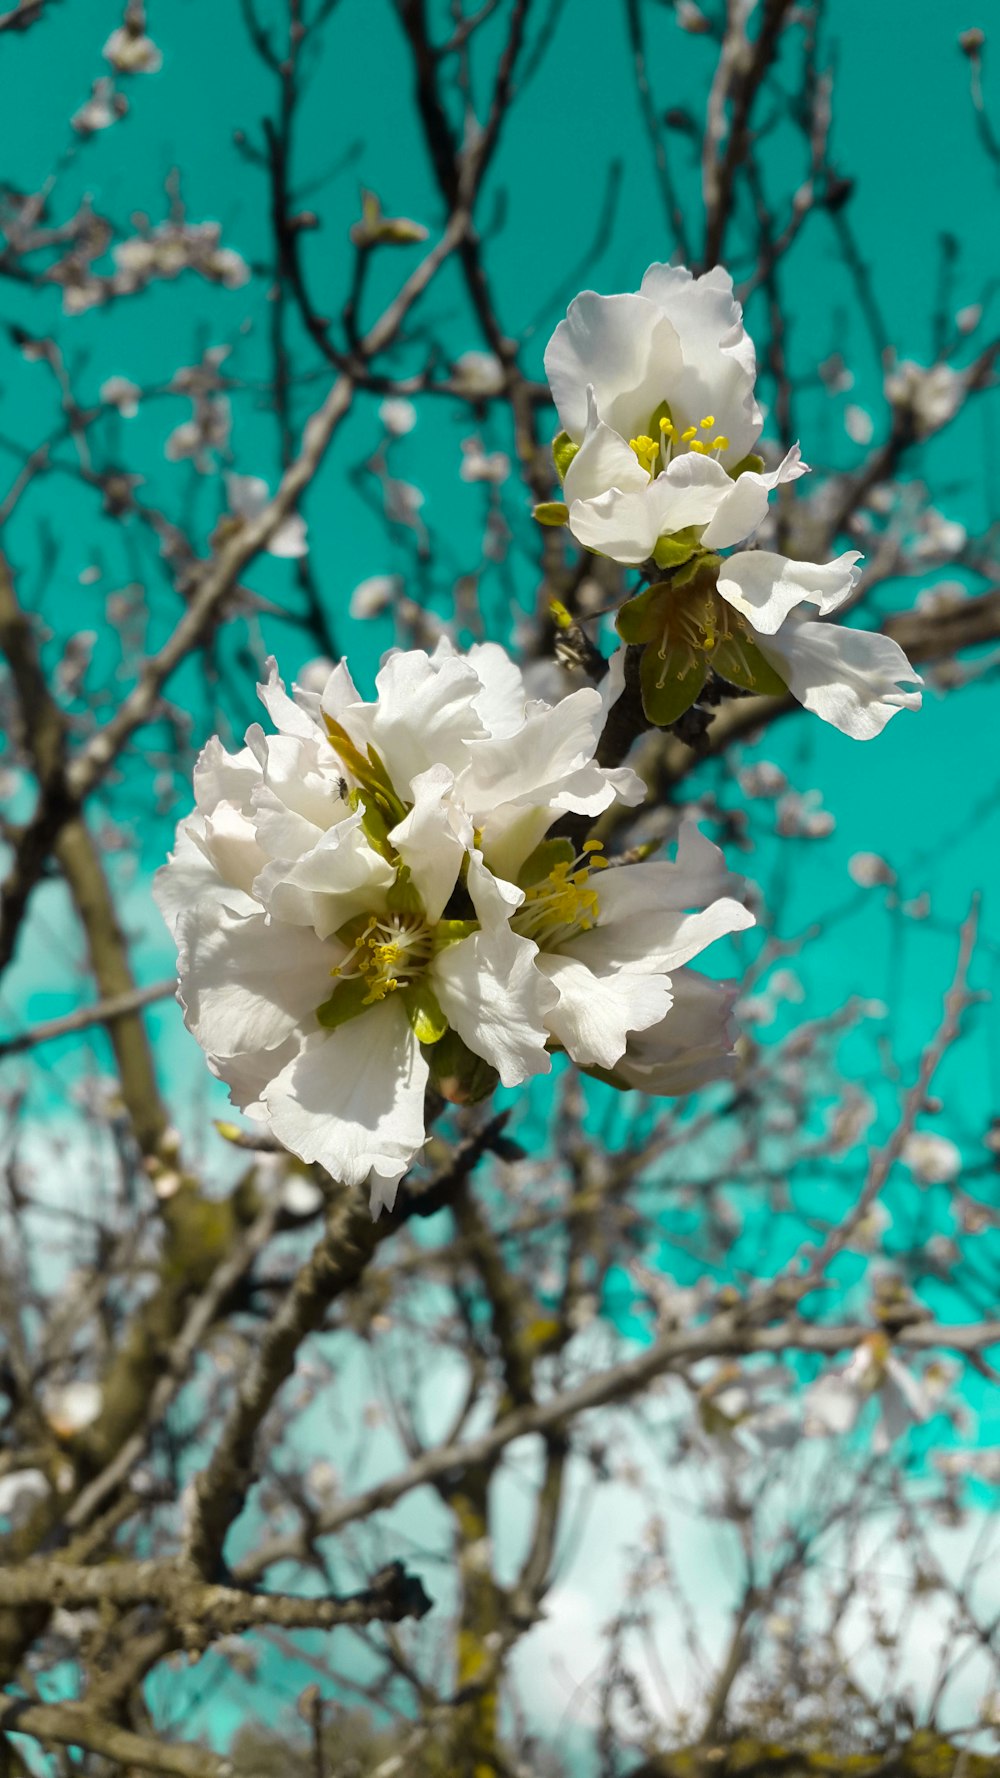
[629,410,730,476]
[333,910,433,1004]
[513,841,609,949]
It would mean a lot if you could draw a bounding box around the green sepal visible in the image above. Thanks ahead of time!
[323,713,370,783]
[710,634,788,697]
[653,536,698,573]
[426,1028,499,1105]
[363,741,408,825]
[518,836,575,889]
[728,452,765,479]
[652,526,705,573]
[616,582,672,646]
[315,975,373,1031]
[552,432,579,481]
[432,918,478,952]
[533,501,569,527]
[386,866,424,916]
[639,638,708,727]
[324,716,408,829]
[332,911,373,949]
[403,980,448,1045]
[353,788,395,860]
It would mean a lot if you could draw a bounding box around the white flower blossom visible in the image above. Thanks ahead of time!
[379,397,417,436]
[848,850,895,888]
[100,375,142,417]
[156,644,647,1213]
[349,573,401,620]
[512,824,751,1076]
[844,403,874,444]
[43,1381,103,1439]
[451,350,505,396]
[460,436,511,484]
[884,360,963,436]
[72,78,128,135]
[543,264,923,740]
[902,1130,962,1186]
[224,473,308,558]
[0,1468,50,1523]
[804,1336,933,1453]
[104,22,162,73]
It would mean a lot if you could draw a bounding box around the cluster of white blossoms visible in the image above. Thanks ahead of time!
[157,645,752,1212]
[541,263,923,737]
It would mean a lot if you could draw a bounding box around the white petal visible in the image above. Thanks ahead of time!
[568,486,664,564]
[717,549,863,636]
[213,1032,300,1115]
[431,856,553,1088]
[268,513,308,559]
[176,906,331,1060]
[319,659,362,722]
[569,894,753,977]
[700,445,805,551]
[264,1002,428,1193]
[461,685,602,813]
[154,824,259,939]
[465,641,530,736]
[537,953,672,1068]
[193,734,261,815]
[756,616,923,739]
[608,969,740,1094]
[544,292,682,443]
[253,811,395,938]
[258,657,322,738]
[569,455,731,566]
[225,473,267,521]
[255,731,348,832]
[390,765,473,922]
[562,389,649,505]
[341,650,486,794]
[804,1373,861,1437]
[200,802,268,896]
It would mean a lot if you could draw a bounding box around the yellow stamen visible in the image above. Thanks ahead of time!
[680,426,697,442]
[711,434,730,452]
[700,415,715,429]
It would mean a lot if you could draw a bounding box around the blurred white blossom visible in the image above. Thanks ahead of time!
[224,473,308,558]
[379,397,417,436]
[902,1130,962,1186]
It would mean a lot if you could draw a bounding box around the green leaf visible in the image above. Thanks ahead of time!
[552,432,580,481]
[315,976,372,1031]
[517,836,575,889]
[639,637,708,727]
[403,980,448,1045]
[532,501,569,527]
[711,634,789,697]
